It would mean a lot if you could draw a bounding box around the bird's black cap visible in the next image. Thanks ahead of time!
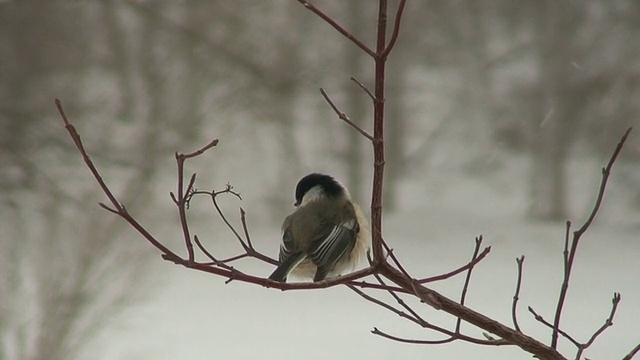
[294,173,344,206]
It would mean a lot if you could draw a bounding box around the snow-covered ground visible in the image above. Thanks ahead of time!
[89,156,639,360]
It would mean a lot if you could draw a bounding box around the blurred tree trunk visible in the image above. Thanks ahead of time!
[0,3,191,360]
[269,4,304,215]
[384,52,407,211]
[529,0,577,221]
[344,0,368,203]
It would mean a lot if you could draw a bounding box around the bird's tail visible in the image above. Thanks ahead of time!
[268,252,306,282]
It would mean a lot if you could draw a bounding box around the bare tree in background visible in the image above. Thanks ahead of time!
[0,2,248,359]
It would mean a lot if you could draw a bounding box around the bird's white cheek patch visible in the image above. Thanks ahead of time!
[300,186,324,206]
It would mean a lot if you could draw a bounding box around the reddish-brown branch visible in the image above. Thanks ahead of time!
[418,245,491,283]
[623,343,640,360]
[188,188,278,266]
[175,158,195,262]
[239,208,254,250]
[320,87,374,141]
[56,99,182,262]
[456,236,483,333]
[350,77,375,101]
[372,327,508,346]
[193,235,233,270]
[373,271,427,325]
[512,256,525,332]
[350,285,504,346]
[55,99,123,213]
[346,280,407,293]
[380,238,411,279]
[370,0,388,265]
[296,0,376,58]
[551,127,632,348]
[574,293,621,360]
[372,327,455,345]
[379,262,566,360]
[380,0,406,58]
[529,306,579,347]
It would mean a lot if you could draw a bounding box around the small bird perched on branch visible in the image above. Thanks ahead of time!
[268,173,369,282]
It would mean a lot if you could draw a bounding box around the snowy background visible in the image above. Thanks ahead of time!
[2,1,640,360]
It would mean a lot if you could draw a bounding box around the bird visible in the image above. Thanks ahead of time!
[268,173,369,282]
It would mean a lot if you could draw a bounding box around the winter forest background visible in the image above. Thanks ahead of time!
[1,1,639,360]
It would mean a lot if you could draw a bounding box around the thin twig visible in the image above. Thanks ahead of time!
[511,256,525,332]
[347,284,423,327]
[296,0,376,58]
[529,306,580,347]
[551,127,632,348]
[349,285,504,346]
[418,246,491,283]
[55,99,123,212]
[193,189,251,252]
[240,208,253,249]
[174,142,219,263]
[347,280,407,293]
[373,272,427,326]
[576,128,632,235]
[350,77,375,101]
[56,99,181,261]
[574,293,621,360]
[372,328,455,345]
[380,239,412,280]
[380,0,407,58]
[456,236,483,333]
[372,327,508,346]
[183,138,219,158]
[623,342,640,360]
[193,235,232,270]
[319,88,374,141]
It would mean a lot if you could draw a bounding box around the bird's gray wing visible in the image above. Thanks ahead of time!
[307,218,359,281]
[269,219,306,282]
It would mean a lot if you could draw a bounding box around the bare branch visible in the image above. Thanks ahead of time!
[55,99,123,212]
[348,284,423,327]
[380,238,411,280]
[346,280,407,293]
[574,293,621,360]
[239,208,255,251]
[372,327,454,345]
[529,306,580,347]
[576,127,632,235]
[373,272,427,326]
[551,127,632,348]
[350,77,375,101]
[623,342,640,360]
[456,236,483,333]
[296,0,376,58]
[380,0,407,58]
[183,138,219,159]
[193,235,231,270]
[56,99,181,261]
[511,256,525,332]
[350,284,505,346]
[320,87,374,141]
[372,327,508,346]
[418,245,491,283]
